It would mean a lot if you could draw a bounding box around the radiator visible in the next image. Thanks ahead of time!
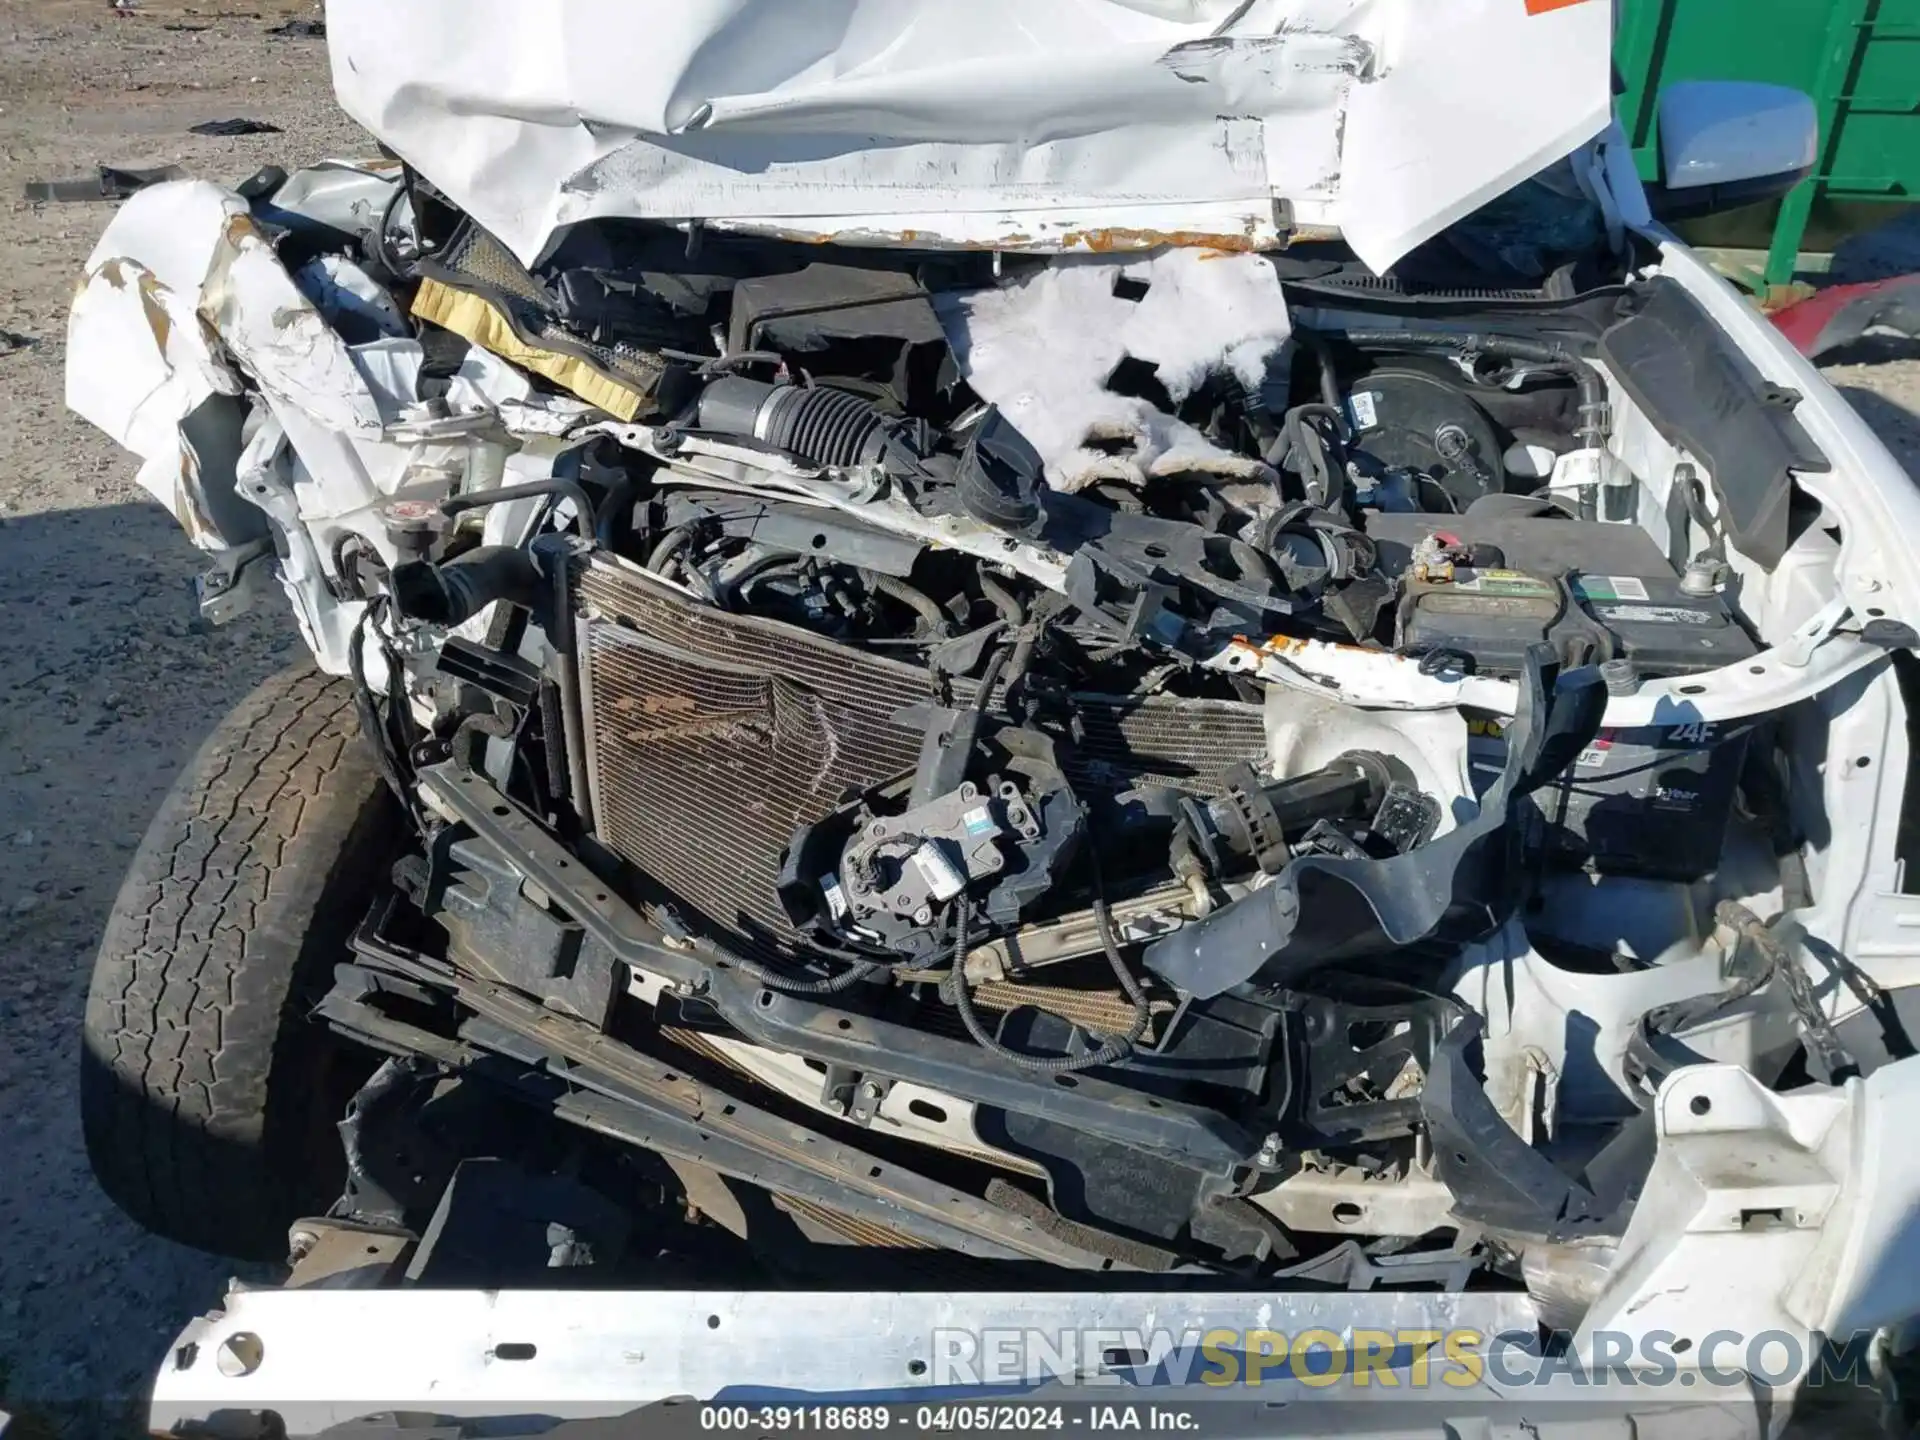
[577,555,1265,963]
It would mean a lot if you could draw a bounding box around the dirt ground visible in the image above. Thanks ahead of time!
[0,0,362,1425]
[0,2,1918,1431]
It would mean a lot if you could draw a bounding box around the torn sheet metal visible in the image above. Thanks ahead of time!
[938,249,1290,491]
[66,180,398,544]
[65,178,549,603]
[65,248,248,547]
[326,0,1613,274]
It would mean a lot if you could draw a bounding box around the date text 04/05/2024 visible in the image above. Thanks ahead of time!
[699,1406,1200,1432]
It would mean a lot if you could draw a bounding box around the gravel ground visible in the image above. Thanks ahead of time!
[0,1,362,1429]
[0,7,1917,1433]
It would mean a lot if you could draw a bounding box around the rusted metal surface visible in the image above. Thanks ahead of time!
[455,977,1128,1269]
[775,1193,936,1250]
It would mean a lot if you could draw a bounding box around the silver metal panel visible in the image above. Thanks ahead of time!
[151,1287,1542,1434]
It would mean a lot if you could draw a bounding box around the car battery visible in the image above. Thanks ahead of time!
[1465,714,1753,881]
[1364,512,1757,677]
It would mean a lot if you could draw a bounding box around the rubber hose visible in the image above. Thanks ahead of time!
[868,573,950,639]
[978,571,1026,627]
[440,478,595,543]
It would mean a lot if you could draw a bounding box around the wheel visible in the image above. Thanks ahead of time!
[80,663,396,1260]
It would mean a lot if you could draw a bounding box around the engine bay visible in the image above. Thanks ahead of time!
[69,160,1920,1316]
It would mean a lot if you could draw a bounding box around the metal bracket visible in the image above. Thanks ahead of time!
[194,536,276,625]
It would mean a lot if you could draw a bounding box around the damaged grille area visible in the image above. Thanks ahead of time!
[578,556,1265,961]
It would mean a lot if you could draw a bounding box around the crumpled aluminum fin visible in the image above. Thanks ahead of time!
[576,555,1266,970]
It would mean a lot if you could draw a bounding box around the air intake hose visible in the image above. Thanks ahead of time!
[696,376,891,468]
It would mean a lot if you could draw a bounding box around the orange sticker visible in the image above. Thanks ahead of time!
[1525,0,1591,11]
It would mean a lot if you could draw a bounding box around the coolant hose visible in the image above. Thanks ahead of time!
[388,546,544,627]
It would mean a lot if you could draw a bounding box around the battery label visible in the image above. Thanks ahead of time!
[1450,568,1557,598]
[1576,735,1614,769]
[1348,391,1380,431]
[1592,602,1718,626]
[1572,574,1651,602]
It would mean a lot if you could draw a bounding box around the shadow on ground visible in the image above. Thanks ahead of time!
[0,502,296,1433]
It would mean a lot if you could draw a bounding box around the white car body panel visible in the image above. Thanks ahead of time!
[324,0,1613,275]
[56,4,1920,1432]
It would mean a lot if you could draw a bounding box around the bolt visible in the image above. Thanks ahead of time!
[287,1228,319,1262]
[825,1098,846,1115]
[1599,657,1640,697]
[859,1081,882,1100]
[1256,1133,1283,1166]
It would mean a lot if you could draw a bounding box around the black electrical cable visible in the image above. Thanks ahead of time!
[944,836,1151,1075]
[441,479,596,543]
[347,600,422,827]
[700,937,885,996]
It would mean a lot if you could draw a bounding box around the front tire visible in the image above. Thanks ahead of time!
[80,663,394,1259]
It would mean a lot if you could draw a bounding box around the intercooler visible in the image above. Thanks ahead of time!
[576,555,1267,964]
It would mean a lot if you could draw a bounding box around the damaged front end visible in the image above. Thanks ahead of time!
[66,9,1920,1420]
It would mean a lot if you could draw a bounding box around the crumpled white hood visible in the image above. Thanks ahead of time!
[327,0,1613,273]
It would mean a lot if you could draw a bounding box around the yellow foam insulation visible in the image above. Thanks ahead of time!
[410,277,646,421]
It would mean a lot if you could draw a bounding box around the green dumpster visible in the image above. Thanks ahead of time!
[1615,0,1920,287]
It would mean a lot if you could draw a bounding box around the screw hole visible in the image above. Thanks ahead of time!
[908,1359,928,1377]
[707,1315,722,1330]
[491,804,509,816]
[493,1342,537,1361]
[1331,1202,1363,1225]
[1690,1095,1712,1116]
[1054,1074,1079,1088]
[836,1018,852,1031]
[216,1333,264,1378]
[1856,756,1873,769]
